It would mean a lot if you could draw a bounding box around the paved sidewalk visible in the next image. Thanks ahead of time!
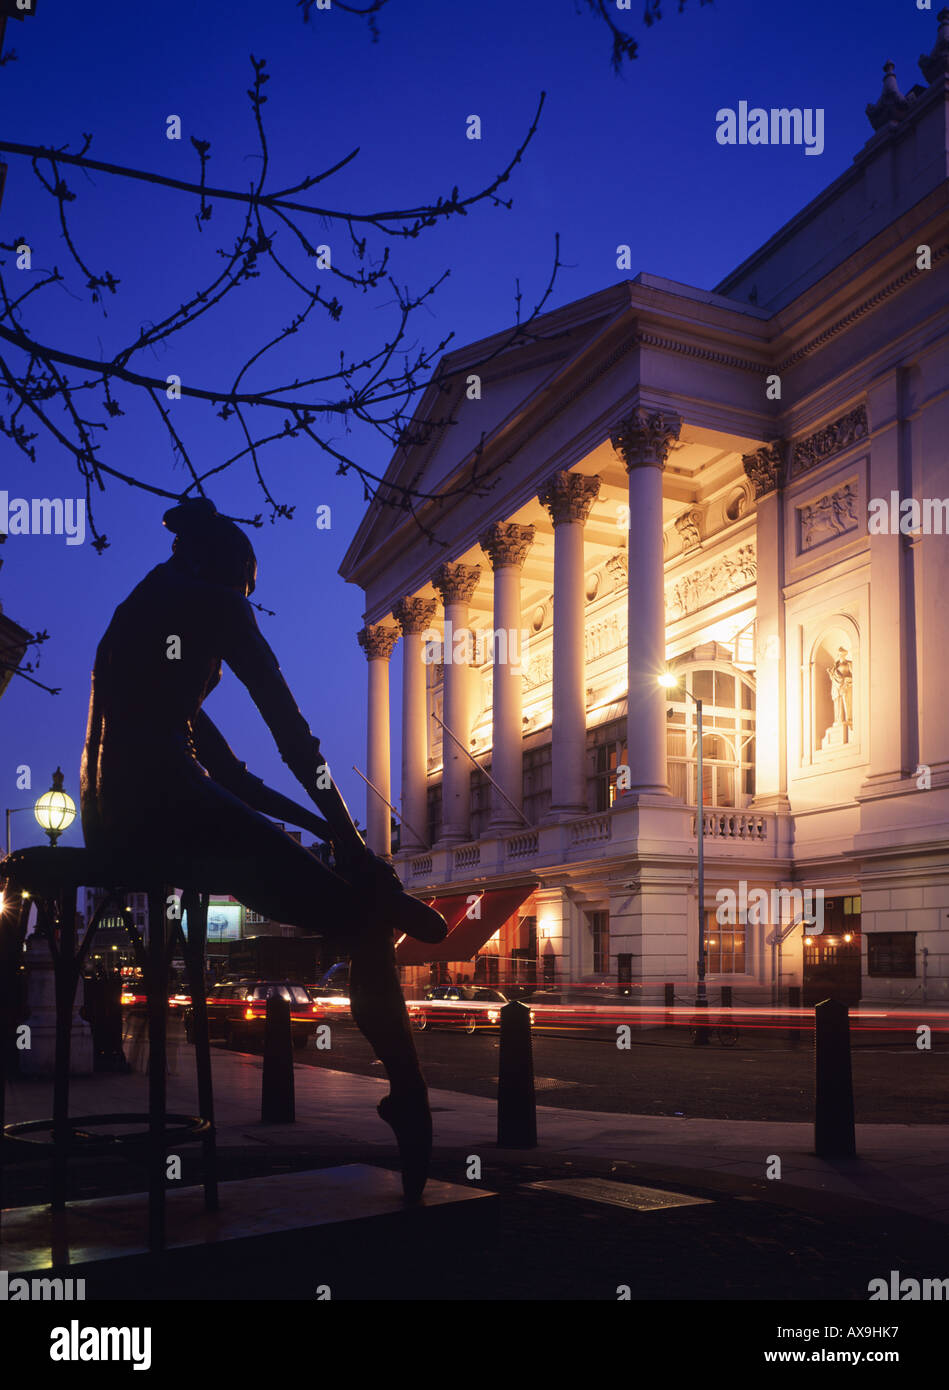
[5,1039,948,1223]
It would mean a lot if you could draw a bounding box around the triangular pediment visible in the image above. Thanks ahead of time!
[340,284,631,581]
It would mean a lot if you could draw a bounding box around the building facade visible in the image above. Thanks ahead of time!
[340,24,949,1005]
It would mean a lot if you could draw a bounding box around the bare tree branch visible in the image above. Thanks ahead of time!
[0,59,557,548]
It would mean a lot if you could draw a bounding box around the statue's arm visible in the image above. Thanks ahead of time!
[220,597,367,858]
[191,709,333,843]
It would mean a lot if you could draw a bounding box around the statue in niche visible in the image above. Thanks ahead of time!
[828,647,854,727]
[80,497,446,1201]
[820,645,854,750]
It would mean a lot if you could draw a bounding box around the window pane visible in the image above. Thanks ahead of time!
[692,669,714,702]
[669,761,688,800]
[715,673,735,706]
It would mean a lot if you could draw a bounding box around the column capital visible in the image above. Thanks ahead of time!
[392,596,437,635]
[357,622,399,661]
[538,471,601,527]
[611,408,682,471]
[479,521,536,569]
[742,441,785,498]
[432,561,480,606]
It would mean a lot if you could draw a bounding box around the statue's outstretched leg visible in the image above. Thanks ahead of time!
[138,788,440,1201]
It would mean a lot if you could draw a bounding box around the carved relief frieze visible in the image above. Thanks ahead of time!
[665,543,757,621]
[791,406,868,476]
[798,480,859,551]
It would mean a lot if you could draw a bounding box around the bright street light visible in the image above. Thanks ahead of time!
[32,767,77,847]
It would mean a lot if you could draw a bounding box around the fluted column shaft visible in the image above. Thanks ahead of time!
[538,472,600,818]
[393,596,437,851]
[432,562,481,843]
[612,410,681,796]
[357,623,399,854]
[480,523,535,828]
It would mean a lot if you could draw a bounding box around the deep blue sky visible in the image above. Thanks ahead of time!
[0,0,934,849]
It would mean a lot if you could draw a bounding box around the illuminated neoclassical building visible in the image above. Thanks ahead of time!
[340,21,949,1004]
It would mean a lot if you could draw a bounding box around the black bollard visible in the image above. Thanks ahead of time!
[721,985,732,1009]
[664,981,674,1028]
[788,985,801,1047]
[814,998,856,1157]
[261,994,295,1123]
[497,1000,536,1148]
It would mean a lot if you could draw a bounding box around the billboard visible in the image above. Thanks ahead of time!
[182,902,242,943]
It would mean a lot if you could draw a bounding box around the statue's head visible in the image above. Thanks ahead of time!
[162,498,257,597]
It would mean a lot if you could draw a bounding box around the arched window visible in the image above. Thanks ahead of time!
[666,664,756,808]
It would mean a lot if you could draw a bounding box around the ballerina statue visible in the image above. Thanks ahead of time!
[80,497,446,1201]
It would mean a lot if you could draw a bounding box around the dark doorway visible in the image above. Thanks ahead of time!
[511,914,537,985]
[802,896,862,1005]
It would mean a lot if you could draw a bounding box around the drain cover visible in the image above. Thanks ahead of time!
[531,1077,581,1091]
[524,1178,713,1212]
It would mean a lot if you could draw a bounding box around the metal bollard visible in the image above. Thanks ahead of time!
[497,1000,536,1148]
[721,985,732,1009]
[664,981,674,1028]
[814,998,856,1157]
[788,985,801,1047]
[262,995,295,1123]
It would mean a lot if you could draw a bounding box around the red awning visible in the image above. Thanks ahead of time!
[396,885,534,965]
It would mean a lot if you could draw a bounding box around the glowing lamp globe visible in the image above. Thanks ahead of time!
[34,767,76,846]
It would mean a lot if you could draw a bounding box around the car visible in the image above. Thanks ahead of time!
[305,984,352,1020]
[407,986,534,1034]
[183,980,322,1051]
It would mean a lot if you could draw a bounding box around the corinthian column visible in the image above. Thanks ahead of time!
[392,596,437,851]
[480,522,535,829]
[611,409,681,796]
[431,561,481,843]
[538,471,601,818]
[357,622,399,855]
[742,443,787,809]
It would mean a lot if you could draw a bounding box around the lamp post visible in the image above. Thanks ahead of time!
[659,674,708,1044]
[5,805,32,857]
[32,768,77,847]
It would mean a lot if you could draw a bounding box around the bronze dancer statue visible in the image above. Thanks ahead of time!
[80,497,446,1201]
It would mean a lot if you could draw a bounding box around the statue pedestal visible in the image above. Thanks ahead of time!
[821,721,852,752]
[18,934,94,1077]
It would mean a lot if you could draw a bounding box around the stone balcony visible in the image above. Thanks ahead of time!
[397,801,789,890]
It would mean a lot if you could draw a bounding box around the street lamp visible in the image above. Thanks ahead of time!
[32,768,77,847]
[659,672,709,1043]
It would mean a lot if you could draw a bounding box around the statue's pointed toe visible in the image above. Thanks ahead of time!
[377,1092,432,1203]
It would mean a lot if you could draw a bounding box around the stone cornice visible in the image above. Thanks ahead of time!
[776,240,949,372]
[633,329,765,375]
[392,596,437,635]
[538,471,601,526]
[432,561,481,606]
[357,622,399,661]
[479,521,536,570]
